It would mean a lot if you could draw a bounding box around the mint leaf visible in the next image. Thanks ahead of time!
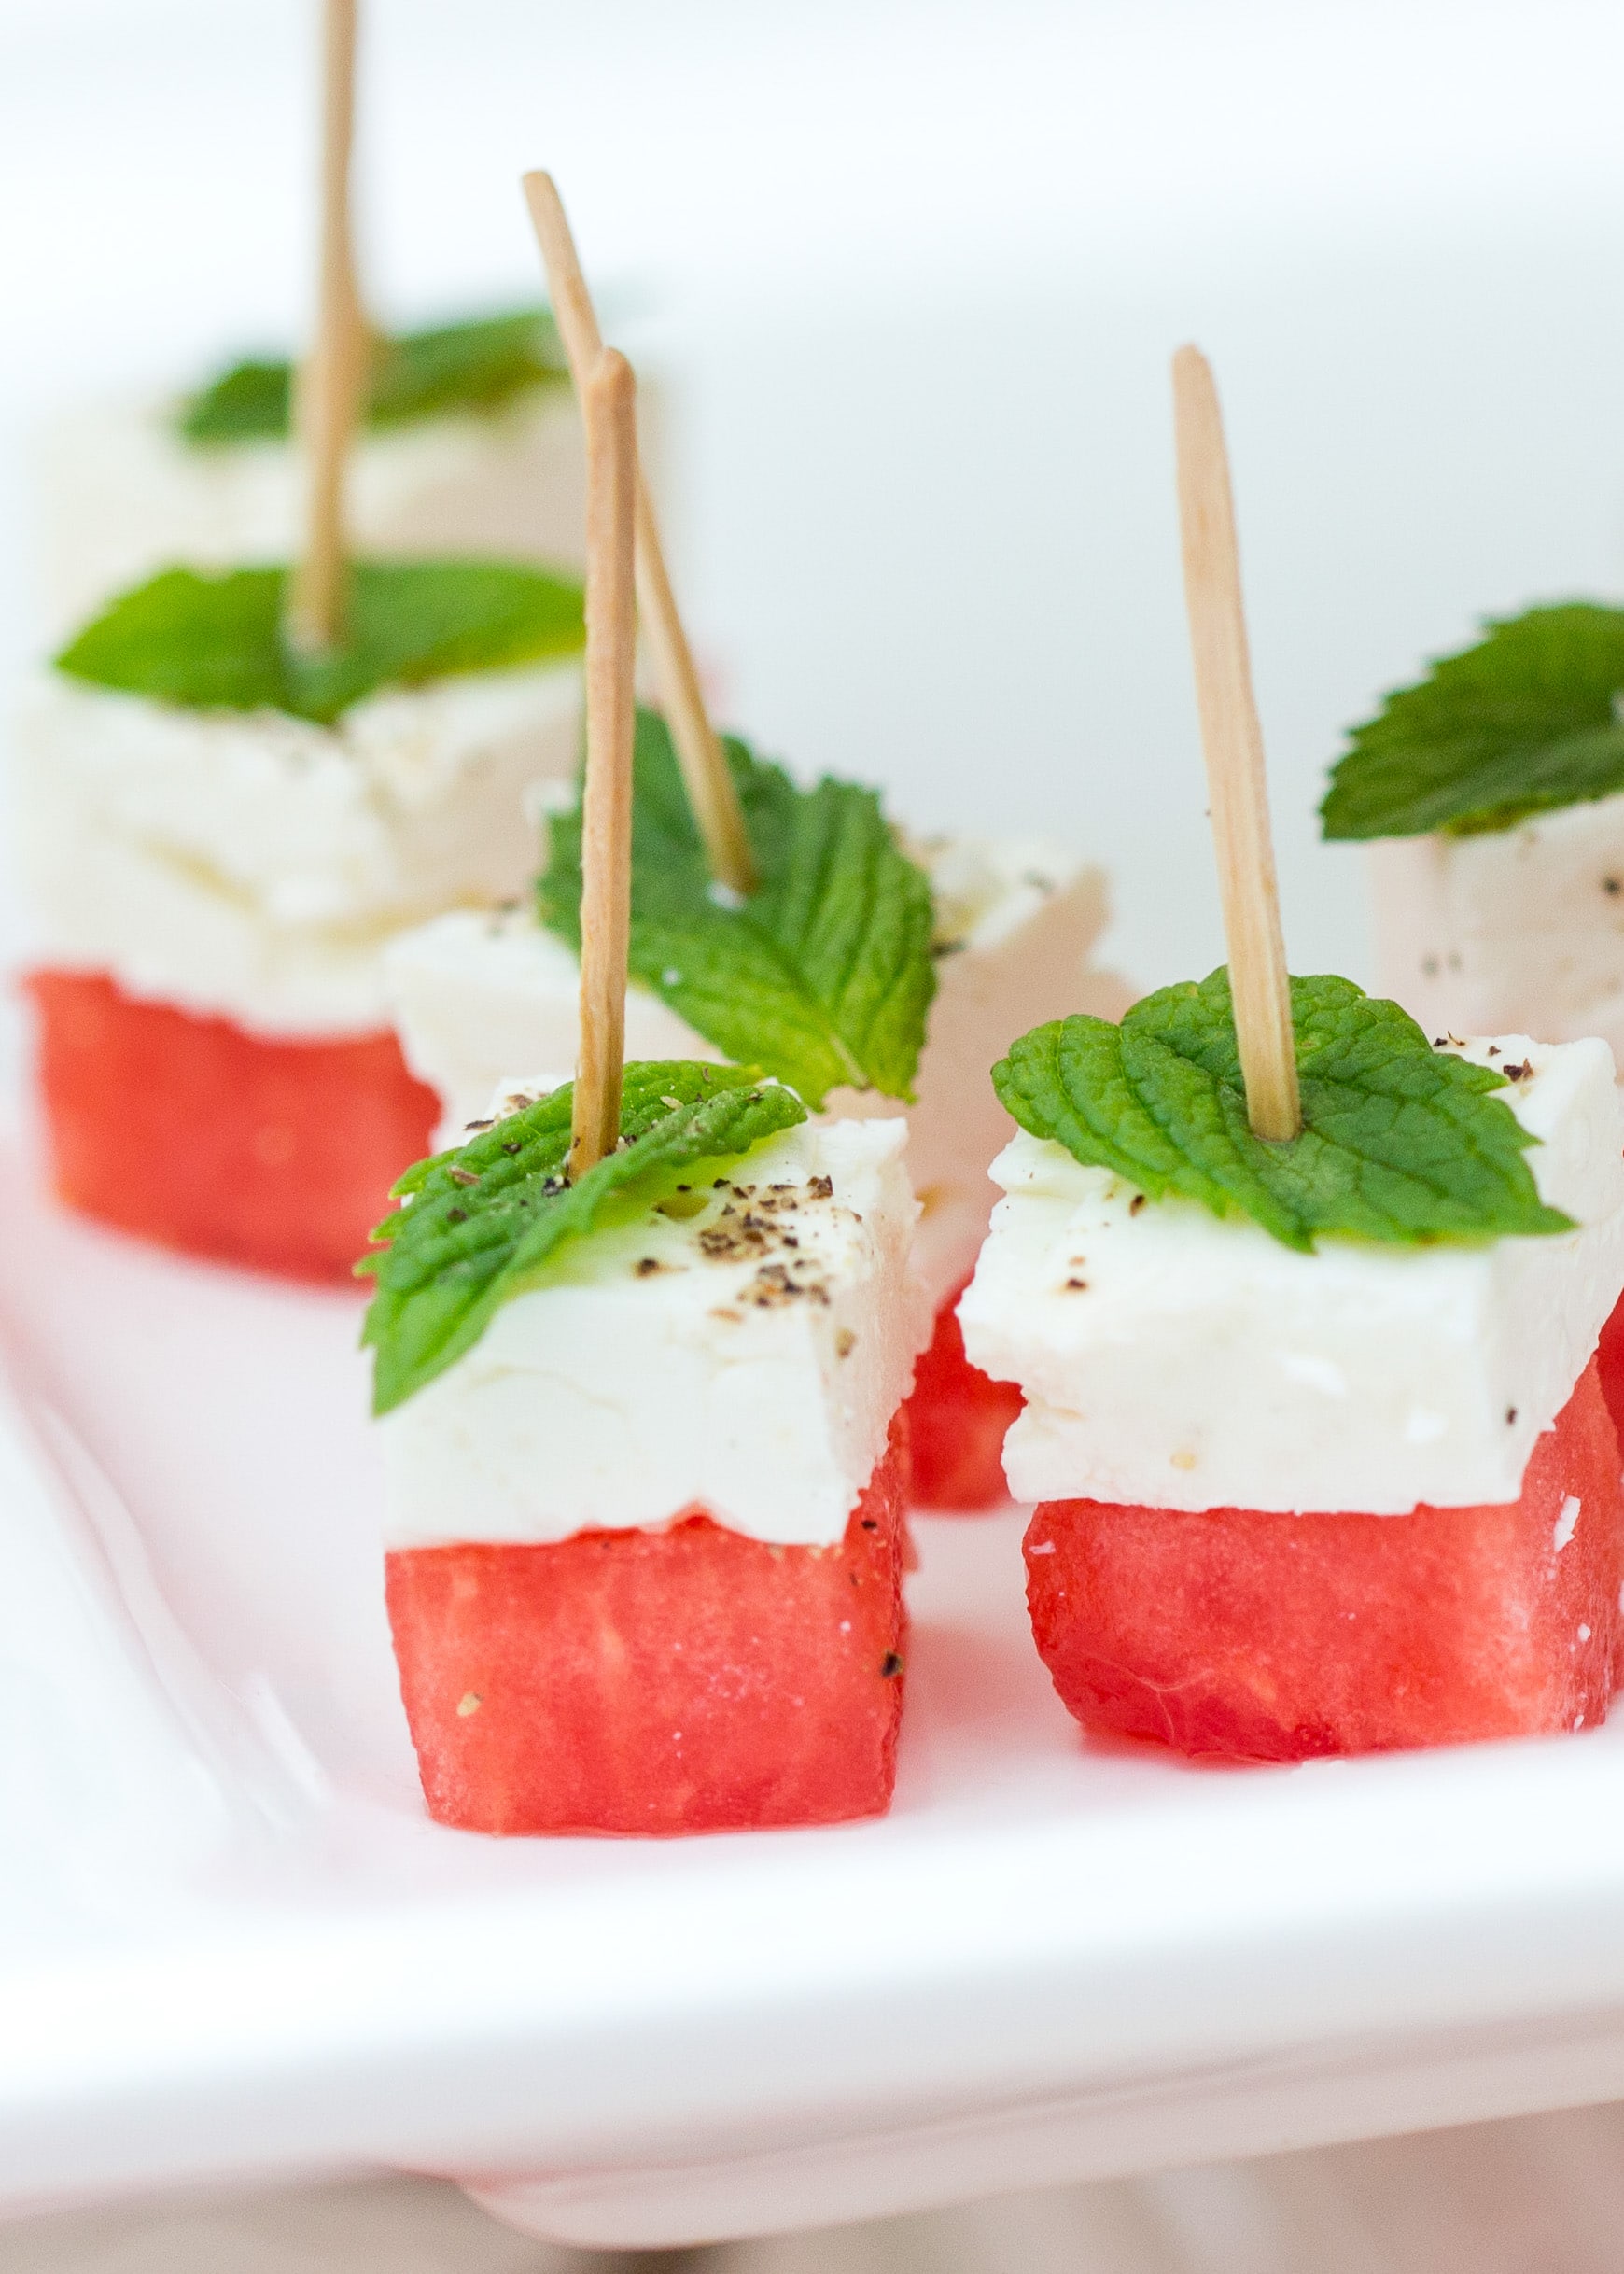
[365,308,568,428]
[1322,603,1624,839]
[537,709,936,1109]
[177,306,568,445]
[358,1060,807,1413]
[177,359,291,445]
[55,559,584,726]
[992,969,1573,1253]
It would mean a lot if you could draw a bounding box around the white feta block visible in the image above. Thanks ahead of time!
[1370,799,1624,1069]
[12,660,582,1038]
[384,835,1131,1311]
[380,1114,931,1551]
[32,385,599,642]
[959,1034,1624,1514]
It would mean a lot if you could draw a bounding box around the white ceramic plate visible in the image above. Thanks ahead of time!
[6,1131,1624,2251]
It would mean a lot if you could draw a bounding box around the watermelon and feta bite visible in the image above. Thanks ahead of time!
[15,562,584,1279]
[1323,608,1624,1437]
[959,977,1624,1762]
[364,1062,931,1835]
[1325,611,1624,1071]
[31,308,608,640]
[384,712,1130,1508]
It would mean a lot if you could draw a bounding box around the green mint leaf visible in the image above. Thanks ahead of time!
[1322,603,1624,839]
[358,1060,808,1414]
[992,968,1573,1253]
[537,709,936,1109]
[364,308,569,427]
[177,359,292,444]
[54,559,584,726]
[177,306,568,444]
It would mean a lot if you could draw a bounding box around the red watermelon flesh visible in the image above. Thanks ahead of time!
[904,1278,1022,1511]
[385,1421,911,1837]
[1024,1357,1624,1763]
[25,967,438,1283]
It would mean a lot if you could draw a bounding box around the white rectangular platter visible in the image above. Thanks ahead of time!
[4,1130,1624,2251]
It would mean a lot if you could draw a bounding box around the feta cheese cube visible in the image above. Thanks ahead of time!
[1369,799,1624,1069]
[959,1034,1624,1514]
[384,837,1131,1308]
[12,660,581,1038]
[380,1113,931,1551]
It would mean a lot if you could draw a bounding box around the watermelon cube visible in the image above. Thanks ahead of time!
[26,967,437,1282]
[385,1424,910,1836]
[1025,1357,1624,1762]
[904,1279,1022,1510]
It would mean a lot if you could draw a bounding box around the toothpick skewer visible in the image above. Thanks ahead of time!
[287,0,367,653]
[522,170,757,898]
[1171,344,1301,1143]
[570,350,639,1179]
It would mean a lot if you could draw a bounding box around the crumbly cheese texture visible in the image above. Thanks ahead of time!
[384,835,1131,1309]
[11,662,582,1039]
[1370,801,1624,1071]
[31,387,592,641]
[959,1035,1624,1515]
[379,1114,931,1551]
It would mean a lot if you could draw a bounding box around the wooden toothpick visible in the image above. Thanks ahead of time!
[1171,344,1301,1143]
[522,170,757,898]
[287,0,368,654]
[570,349,639,1180]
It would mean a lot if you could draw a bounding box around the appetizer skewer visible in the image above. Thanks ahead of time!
[384,180,1129,1509]
[15,10,588,1280]
[367,345,928,1835]
[385,800,1118,1504]
[959,350,1624,1762]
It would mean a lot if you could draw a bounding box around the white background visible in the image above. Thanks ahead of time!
[4,0,1624,993]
